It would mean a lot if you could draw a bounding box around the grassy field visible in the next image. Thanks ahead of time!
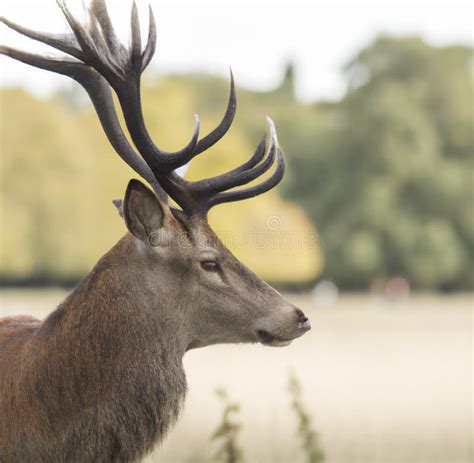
[1,290,472,463]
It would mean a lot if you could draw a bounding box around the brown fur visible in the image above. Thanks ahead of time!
[0,236,186,462]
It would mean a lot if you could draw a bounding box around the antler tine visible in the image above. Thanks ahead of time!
[130,1,142,68]
[229,135,267,174]
[0,45,81,76]
[157,117,285,216]
[191,118,278,195]
[0,16,82,60]
[90,0,124,56]
[141,5,157,72]
[139,68,236,172]
[56,1,98,63]
[88,14,111,57]
[193,69,237,155]
[209,146,285,207]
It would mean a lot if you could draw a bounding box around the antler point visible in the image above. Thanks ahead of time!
[265,116,278,146]
[265,115,275,130]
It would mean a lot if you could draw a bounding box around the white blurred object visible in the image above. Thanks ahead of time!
[176,164,189,178]
[311,280,339,309]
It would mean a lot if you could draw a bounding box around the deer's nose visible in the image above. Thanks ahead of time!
[295,308,311,331]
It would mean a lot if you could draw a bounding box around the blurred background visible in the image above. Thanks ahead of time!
[0,1,472,462]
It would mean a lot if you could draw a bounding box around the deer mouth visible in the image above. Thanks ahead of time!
[257,330,293,347]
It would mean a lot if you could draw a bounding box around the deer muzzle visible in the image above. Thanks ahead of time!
[257,306,311,347]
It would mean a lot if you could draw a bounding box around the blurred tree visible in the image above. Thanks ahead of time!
[284,36,473,289]
[0,89,132,282]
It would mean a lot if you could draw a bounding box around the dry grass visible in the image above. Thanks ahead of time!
[1,290,472,463]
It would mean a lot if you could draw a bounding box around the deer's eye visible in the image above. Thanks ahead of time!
[200,260,219,272]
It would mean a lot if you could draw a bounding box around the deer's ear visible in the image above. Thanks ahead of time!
[123,179,167,241]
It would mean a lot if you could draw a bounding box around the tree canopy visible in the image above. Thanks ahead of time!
[284,36,473,289]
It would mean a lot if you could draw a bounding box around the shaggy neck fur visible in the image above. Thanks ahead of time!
[0,235,187,463]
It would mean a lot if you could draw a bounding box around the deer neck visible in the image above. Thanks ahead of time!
[50,233,189,359]
[25,234,188,459]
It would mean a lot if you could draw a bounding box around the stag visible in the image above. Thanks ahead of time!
[0,1,311,461]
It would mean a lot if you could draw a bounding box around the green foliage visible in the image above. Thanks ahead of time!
[284,36,473,289]
[288,372,325,463]
[211,388,244,463]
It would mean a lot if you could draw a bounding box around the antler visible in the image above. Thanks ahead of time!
[0,0,285,217]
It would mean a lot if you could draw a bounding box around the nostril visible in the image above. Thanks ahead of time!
[294,307,311,332]
[294,308,307,323]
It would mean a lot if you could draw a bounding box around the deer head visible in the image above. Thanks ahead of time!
[0,0,311,349]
